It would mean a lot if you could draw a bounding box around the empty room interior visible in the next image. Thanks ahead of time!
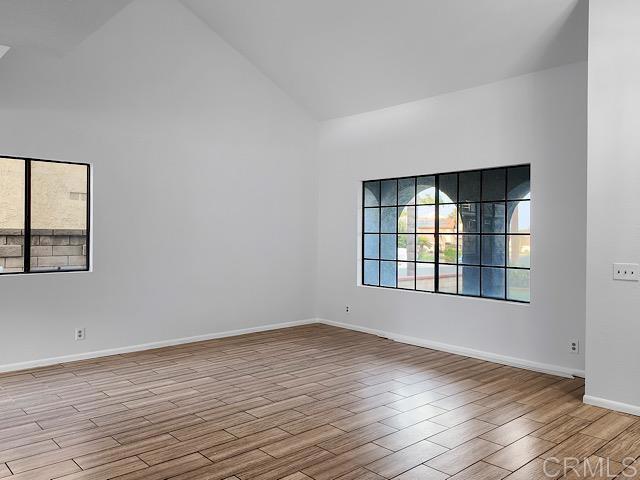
[0,0,639,479]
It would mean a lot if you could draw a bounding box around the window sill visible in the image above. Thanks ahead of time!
[0,268,91,277]
[357,283,530,306]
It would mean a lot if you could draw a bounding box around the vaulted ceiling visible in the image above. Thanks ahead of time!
[184,0,588,119]
[0,0,133,55]
[0,0,587,120]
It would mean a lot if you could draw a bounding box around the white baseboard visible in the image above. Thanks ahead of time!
[0,318,317,374]
[0,317,586,381]
[583,395,640,416]
[7,316,632,415]
[317,318,585,379]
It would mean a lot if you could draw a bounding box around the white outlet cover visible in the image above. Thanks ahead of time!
[613,263,639,282]
[568,340,580,354]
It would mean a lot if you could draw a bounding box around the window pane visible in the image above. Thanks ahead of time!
[381,207,397,233]
[508,200,530,233]
[481,235,505,266]
[397,234,414,261]
[380,261,396,287]
[482,202,506,233]
[507,269,530,302]
[416,263,435,291]
[439,204,457,233]
[363,260,379,285]
[438,264,457,293]
[31,161,88,272]
[381,179,397,206]
[439,234,457,264]
[508,165,530,200]
[508,235,530,268]
[381,234,396,260]
[416,176,435,204]
[398,177,416,205]
[458,234,480,265]
[364,181,380,207]
[364,208,379,233]
[482,267,505,299]
[417,205,435,233]
[398,206,415,233]
[362,167,528,302]
[364,234,379,259]
[398,261,415,289]
[0,158,25,274]
[439,173,457,203]
[458,266,480,296]
[459,171,481,202]
[416,234,434,261]
[459,203,480,233]
[482,168,506,201]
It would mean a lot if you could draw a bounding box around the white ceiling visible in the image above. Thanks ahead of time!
[184,0,588,119]
[0,1,587,120]
[0,0,133,55]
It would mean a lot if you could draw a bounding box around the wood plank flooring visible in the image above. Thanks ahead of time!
[0,324,637,479]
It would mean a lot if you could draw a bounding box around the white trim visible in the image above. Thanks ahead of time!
[357,284,530,307]
[0,318,317,374]
[583,395,640,416]
[317,318,584,379]
[0,317,586,380]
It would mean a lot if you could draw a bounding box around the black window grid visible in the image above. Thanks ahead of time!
[362,165,530,303]
[0,155,91,276]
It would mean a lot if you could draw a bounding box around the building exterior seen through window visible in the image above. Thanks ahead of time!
[0,157,90,274]
[362,165,530,302]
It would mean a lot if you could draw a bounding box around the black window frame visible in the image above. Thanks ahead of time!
[362,164,530,303]
[0,155,91,276]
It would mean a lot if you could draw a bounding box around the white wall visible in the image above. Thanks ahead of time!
[0,1,592,380]
[0,0,317,368]
[316,62,587,376]
[585,0,640,413]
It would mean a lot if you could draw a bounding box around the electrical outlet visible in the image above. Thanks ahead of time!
[568,339,579,354]
[75,328,86,341]
[345,306,350,313]
[613,263,639,281]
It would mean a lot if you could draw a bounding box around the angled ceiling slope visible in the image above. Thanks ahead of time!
[0,0,134,55]
[184,0,588,119]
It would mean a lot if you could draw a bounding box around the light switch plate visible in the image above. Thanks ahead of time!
[613,263,639,282]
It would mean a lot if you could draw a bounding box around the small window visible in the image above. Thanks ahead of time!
[362,165,530,303]
[0,156,90,275]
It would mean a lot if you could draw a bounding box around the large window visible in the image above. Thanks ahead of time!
[0,156,90,275]
[362,165,530,302]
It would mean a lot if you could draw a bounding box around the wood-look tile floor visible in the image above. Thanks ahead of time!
[0,324,637,480]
